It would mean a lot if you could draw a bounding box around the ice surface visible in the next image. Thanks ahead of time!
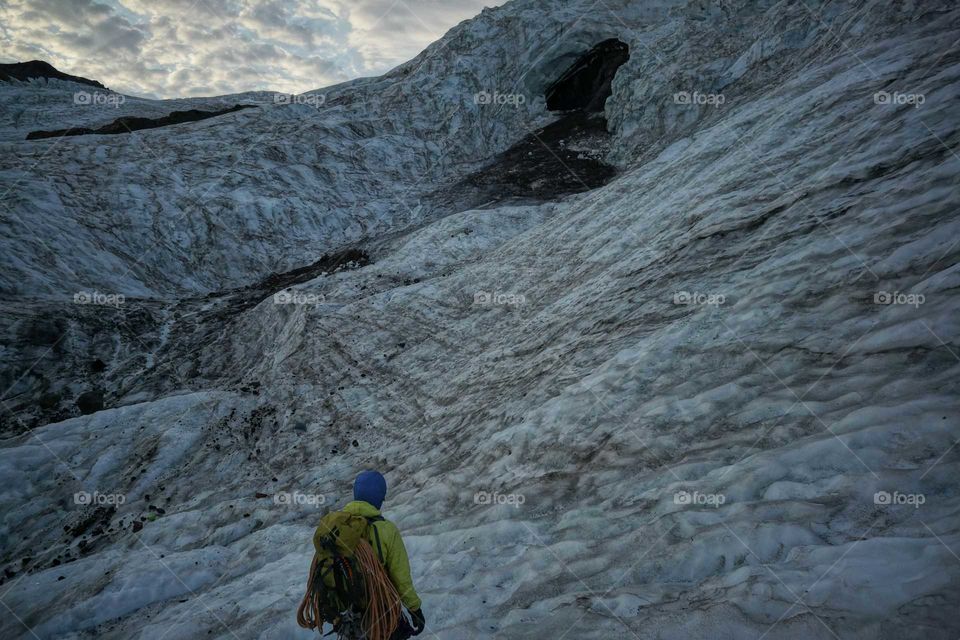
[1,0,959,638]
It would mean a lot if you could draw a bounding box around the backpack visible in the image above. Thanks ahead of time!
[297,510,400,639]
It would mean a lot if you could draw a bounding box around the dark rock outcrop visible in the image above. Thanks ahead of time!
[26,104,256,140]
[76,390,104,415]
[451,111,617,204]
[0,60,105,89]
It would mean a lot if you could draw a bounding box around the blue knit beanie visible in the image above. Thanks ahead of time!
[353,470,387,509]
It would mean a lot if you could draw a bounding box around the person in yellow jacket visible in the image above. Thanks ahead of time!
[348,470,425,638]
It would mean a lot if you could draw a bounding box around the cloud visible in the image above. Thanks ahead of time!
[338,0,491,70]
[0,0,499,99]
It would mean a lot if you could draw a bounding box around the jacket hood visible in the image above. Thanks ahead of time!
[343,500,382,517]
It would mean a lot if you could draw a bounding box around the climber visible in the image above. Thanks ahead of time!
[348,470,425,638]
[297,470,425,640]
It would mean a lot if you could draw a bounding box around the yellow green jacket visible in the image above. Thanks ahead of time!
[342,500,422,610]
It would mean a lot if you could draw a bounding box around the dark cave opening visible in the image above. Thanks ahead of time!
[434,39,630,208]
[545,39,630,112]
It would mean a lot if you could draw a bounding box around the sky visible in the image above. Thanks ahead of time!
[0,0,502,99]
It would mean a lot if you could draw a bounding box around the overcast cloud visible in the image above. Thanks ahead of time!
[0,0,500,98]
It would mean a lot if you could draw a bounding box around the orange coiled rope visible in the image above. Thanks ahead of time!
[297,539,402,640]
[356,539,402,640]
[296,552,323,631]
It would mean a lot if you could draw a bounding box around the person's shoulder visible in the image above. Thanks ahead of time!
[375,516,402,536]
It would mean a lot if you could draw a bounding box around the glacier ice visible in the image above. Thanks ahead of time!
[1,0,959,638]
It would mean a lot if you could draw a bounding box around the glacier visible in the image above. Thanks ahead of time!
[1,0,959,638]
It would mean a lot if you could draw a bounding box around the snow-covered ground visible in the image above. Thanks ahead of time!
[1,0,959,638]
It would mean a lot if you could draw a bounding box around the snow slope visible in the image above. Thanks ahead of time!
[1,0,959,639]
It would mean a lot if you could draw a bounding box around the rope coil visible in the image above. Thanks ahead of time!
[297,538,402,640]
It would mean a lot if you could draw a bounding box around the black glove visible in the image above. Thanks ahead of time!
[408,608,425,636]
